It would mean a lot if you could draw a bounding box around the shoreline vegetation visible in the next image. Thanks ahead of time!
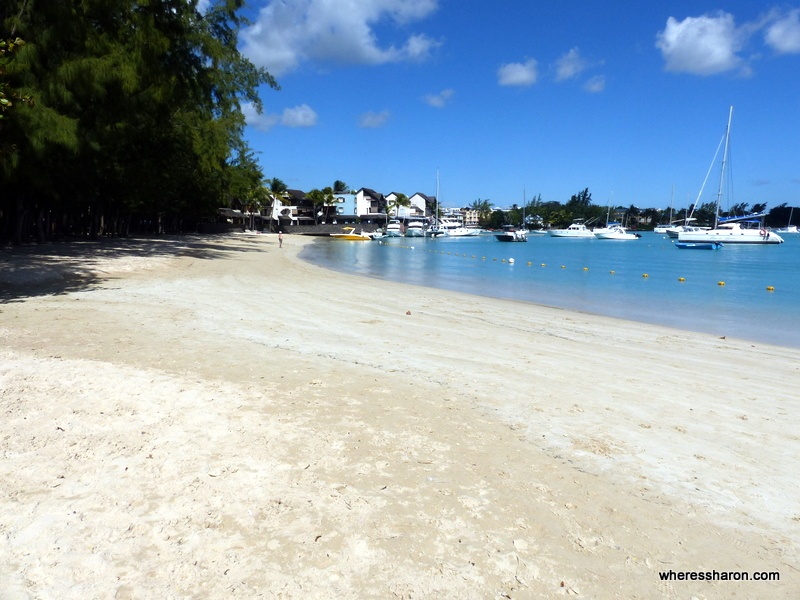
[2,233,798,598]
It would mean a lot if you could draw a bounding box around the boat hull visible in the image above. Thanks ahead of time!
[494,233,527,242]
[595,232,641,240]
[677,229,784,244]
[549,231,594,238]
[675,242,722,250]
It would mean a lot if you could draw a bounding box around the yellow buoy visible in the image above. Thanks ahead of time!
[583,267,589,271]
[609,270,615,274]
[502,259,507,263]
[767,286,775,291]
[642,273,649,278]
[527,261,532,266]
[541,263,547,267]
[718,281,725,286]
[560,265,566,269]
[678,277,685,282]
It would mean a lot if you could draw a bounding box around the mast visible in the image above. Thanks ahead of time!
[435,169,439,227]
[714,106,734,229]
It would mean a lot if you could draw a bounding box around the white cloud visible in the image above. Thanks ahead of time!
[583,75,605,93]
[359,110,390,128]
[555,47,586,81]
[242,102,280,131]
[424,88,454,108]
[655,12,745,75]
[765,9,800,54]
[242,102,317,131]
[281,104,318,127]
[497,59,538,87]
[241,0,441,76]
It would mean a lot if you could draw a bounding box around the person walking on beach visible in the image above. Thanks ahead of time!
[278,231,283,248]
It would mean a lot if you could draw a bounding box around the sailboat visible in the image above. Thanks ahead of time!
[496,189,528,242]
[654,187,681,234]
[678,107,784,245]
[425,170,446,237]
[775,207,798,234]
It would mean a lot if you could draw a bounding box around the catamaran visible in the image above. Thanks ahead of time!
[678,107,783,245]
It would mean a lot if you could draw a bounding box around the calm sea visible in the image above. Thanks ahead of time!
[301,231,800,348]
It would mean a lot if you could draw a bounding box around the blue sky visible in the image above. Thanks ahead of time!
[233,1,800,211]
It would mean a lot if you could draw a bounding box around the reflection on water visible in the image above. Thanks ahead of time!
[301,232,800,348]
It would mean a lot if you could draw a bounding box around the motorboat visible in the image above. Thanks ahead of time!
[594,225,641,240]
[675,241,723,250]
[549,221,594,238]
[494,227,528,242]
[666,224,703,238]
[384,220,404,237]
[330,227,372,241]
[405,219,426,237]
[438,218,481,236]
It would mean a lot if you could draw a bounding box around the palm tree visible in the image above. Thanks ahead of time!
[386,193,411,225]
[469,198,493,227]
[333,180,348,194]
[267,177,289,231]
[320,186,337,223]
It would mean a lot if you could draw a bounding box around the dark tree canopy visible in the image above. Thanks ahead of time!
[1,0,279,243]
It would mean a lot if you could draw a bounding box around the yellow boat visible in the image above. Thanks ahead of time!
[329,226,372,241]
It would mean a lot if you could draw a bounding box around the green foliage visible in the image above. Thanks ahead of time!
[1,0,279,242]
[469,198,493,227]
[387,193,411,221]
[487,209,505,229]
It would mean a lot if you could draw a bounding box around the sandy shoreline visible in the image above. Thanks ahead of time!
[2,233,799,598]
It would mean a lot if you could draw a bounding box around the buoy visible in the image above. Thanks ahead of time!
[766,286,775,291]
[678,277,685,282]
[541,263,546,267]
[482,256,486,260]
[718,281,725,286]
[642,273,649,278]
[502,259,507,263]
[527,261,532,266]
[583,267,589,271]
[609,270,615,274]
[509,258,515,264]
[560,265,565,269]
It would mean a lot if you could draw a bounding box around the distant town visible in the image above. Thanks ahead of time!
[222,183,797,233]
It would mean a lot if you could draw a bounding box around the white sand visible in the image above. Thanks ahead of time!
[1,233,798,598]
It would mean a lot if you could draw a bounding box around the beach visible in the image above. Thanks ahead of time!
[1,233,798,598]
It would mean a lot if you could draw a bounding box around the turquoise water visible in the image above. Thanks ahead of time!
[301,232,800,348]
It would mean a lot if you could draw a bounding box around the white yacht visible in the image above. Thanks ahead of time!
[678,107,783,245]
[549,221,594,238]
[384,220,404,237]
[594,225,641,240]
